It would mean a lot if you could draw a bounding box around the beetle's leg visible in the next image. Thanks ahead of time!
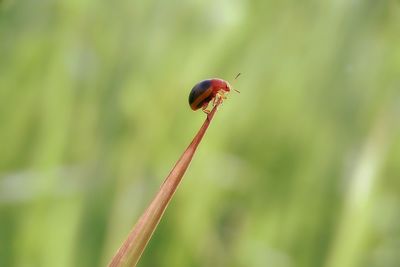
[201,102,210,114]
[212,96,218,107]
[213,94,222,107]
[219,90,227,99]
[214,91,226,106]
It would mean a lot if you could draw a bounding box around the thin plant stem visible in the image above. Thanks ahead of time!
[108,100,222,267]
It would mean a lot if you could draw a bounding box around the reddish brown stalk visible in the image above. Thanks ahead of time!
[109,100,221,267]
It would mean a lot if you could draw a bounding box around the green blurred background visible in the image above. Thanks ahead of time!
[1,0,400,266]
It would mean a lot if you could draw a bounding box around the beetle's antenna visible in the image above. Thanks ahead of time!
[232,73,241,93]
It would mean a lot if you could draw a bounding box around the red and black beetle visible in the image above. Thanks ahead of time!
[188,78,233,113]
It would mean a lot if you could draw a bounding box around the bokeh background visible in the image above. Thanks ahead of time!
[1,0,400,266]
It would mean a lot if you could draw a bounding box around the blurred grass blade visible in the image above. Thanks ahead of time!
[108,102,221,267]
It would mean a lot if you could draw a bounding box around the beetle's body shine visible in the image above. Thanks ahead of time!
[188,78,231,112]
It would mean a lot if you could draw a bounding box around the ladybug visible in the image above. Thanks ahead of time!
[188,78,232,114]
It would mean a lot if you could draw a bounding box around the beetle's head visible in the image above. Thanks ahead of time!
[211,78,231,92]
